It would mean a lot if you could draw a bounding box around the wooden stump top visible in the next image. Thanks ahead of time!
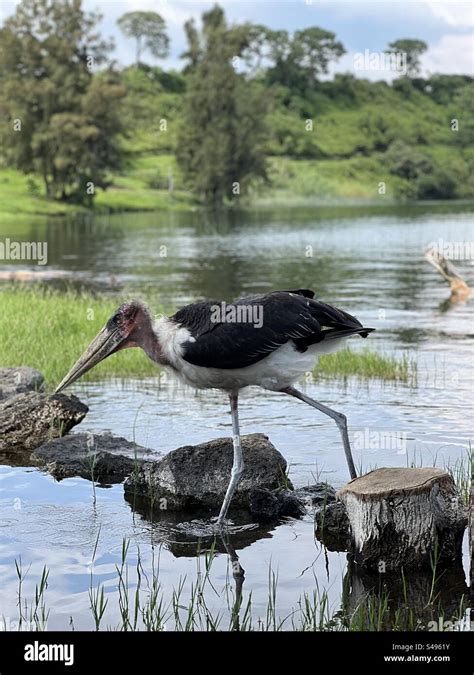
[337,467,451,501]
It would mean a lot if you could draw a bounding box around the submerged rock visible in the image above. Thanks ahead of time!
[314,500,352,551]
[249,487,305,521]
[0,392,88,452]
[295,482,336,507]
[0,367,44,401]
[124,433,293,518]
[32,432,158,483]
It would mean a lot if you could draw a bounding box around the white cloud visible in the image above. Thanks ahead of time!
[423,32,474,75]
[116,0,207,27]
[423,0,474,28]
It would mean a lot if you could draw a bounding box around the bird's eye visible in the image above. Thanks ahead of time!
[112,312,121,324]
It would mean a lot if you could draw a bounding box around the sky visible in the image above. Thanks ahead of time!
[0,0,473,79]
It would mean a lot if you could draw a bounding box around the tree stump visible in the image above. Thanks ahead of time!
[336,467,467,571]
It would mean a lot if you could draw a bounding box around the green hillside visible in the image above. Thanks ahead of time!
[2,68,472,218]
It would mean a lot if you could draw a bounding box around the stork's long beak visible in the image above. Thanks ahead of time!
[55,324,124,393]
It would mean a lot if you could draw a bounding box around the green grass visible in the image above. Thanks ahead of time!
[1,70,473,217]
[443,446,472,506]
[316,347,416,382]
[1,286,417,388]
[0,162,194,218]
[0,168,87,217]
[0,287,165,387]
[4,538,469,632]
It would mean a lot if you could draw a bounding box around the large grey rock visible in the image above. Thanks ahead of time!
[0,367,44,401]
[32,432,158,483]
[124,433,293,514]
[0,392,88,452]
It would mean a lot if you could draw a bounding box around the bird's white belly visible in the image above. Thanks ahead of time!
[168,339,345,392]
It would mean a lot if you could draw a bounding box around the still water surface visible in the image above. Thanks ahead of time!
[0,202,472,629]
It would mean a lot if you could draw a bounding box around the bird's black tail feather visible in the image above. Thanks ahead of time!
[324,327,375,340]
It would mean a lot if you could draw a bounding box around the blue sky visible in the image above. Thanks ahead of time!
[1,0,473,78]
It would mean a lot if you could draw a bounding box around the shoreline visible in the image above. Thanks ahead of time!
[1,191,473,221]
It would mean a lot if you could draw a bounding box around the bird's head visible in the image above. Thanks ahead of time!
[55,300,152,393]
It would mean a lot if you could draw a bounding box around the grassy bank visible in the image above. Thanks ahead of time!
[0,158,391,218]
[1,149,472,217]
[0,287,166,385]
[315,347,416,382]
[0,287,416,387]
[0,161,193,218]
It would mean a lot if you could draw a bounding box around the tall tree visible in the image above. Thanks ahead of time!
[177,5,268,206]
[0,0,125,203]
[117,11,169,66]
[265,27,345,91]
[293,28,346,80]
[387,39,428,77]
[181,18,201,72]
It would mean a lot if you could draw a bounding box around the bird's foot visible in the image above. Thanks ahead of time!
[211,516,230,532]
[210,517,259,535]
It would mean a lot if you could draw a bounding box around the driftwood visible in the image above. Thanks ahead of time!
[425,247,471,300]
[337,467,467,570]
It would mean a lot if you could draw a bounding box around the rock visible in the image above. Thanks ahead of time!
[295,482,336,507]
[0,392,88,452]
[0,367,44,401]
[314,500,352,551]
[337,467,468,570]
[31,432,158,483]
[249,488,305,521]
[124,433,292,516]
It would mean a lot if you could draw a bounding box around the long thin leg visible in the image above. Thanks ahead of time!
[220,534,245,631]
[216,392,244,527]
[282,386,357,480]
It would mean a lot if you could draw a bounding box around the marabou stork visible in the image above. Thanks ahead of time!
[56,289,374,527]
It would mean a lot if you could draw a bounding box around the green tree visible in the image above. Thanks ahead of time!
[293,28,346,80]
[387,39,428,77]
[265,27,345,91]
[117,11,169,66]
[181,18,201,72]
[451,85,474,147]
[177,5,268,205]
[0,0,125,203]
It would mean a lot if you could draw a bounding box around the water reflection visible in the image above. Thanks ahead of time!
[1,203,473,323]
[1,202,472,630]
[124,492,276,556]
[341,560,469,630]
[126,492,469,630]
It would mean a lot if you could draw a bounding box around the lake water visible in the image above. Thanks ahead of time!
[0,202,472,630]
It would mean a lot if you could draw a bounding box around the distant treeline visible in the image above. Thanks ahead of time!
[0,0,472,207]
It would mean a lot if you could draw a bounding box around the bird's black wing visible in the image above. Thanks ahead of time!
[172,291,373,370]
